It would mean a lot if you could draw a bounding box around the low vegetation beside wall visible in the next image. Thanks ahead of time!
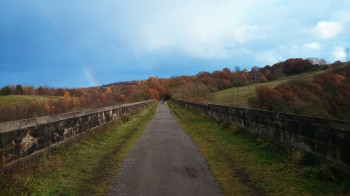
[174,99,350,176]
[0,100,155,170]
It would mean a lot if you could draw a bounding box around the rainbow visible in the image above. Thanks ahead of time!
[63,40,99,87]
[39,6,99,87]
[77,55,99,87]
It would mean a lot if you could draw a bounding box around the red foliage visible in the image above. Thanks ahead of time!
[255,86,283,111]
[191,97,206,103]
[253,64,350,120]
[333,85,350,119]
[200,76,217,90]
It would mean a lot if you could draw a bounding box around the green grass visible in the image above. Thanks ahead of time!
[210,70,325,107]
[169,102,347,195]
[0,95,60,109]
[0,103,157,195]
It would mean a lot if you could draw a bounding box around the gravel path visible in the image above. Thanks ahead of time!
[108,103,222,196]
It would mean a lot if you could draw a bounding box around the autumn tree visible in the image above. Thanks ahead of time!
[43,101,51,115]
[0,86,11,95]
[15,85,24,95]
[255,85,283,111]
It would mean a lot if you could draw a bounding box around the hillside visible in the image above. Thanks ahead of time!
[0,95,59,109]
[209,70,326,107]
[0,95,65,123]
[210,62,350,121]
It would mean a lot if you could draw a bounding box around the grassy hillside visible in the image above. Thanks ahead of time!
[209,70,325,107]
[0,95,63,123]
[0,95,60,109]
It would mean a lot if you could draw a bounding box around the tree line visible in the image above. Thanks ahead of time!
[0,58,345,122]
[166,58,335,101]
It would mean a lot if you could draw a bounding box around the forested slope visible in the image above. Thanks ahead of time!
[251,63,350,120]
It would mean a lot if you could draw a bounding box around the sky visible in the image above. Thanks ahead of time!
[1,0,349,88]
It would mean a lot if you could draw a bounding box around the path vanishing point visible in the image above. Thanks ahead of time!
[108,103,222,196]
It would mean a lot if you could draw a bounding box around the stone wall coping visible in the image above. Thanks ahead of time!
[177,100,350,132]
[0,100,152,133]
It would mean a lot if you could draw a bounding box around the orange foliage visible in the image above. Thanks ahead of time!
[43,101,51,114]
[105,87,112,94]
[63,91,70,98]
[146,88,160,99]
[147,77,161,91]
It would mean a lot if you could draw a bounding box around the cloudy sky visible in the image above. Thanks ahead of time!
[1,0,349,87]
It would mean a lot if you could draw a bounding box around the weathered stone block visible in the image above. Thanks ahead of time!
[51,130,63,144]
[20,132,37,157]
[41,125,51,136]
[311,126,328,141]
[64,127,73,139]
[29,126,41,138]
[0,149,3,166]
[3,145,20,164]
[67,118,78,128]
[0,131,14,148]
[37,135,51,150]
[76,124,83,134]
[14,129,28,144]
[340,150,350,165]
[21,143,37,157]
[333,131,350,148]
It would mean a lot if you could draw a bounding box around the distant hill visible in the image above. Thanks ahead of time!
[101,80,140,87]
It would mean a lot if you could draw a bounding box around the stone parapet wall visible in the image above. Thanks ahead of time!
[0,100,155,170]
[174,99,350,175]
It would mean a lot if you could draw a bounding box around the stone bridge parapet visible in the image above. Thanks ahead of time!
[0,100,155,170]
[174,99,350,176]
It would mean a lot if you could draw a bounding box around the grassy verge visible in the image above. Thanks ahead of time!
[0,103,157,195]
[169,102,348,195]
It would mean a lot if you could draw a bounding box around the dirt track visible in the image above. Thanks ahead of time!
[108,103,222,196]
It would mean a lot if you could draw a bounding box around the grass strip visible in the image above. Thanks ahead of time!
[0,103,157,195]
[169,102,347,195]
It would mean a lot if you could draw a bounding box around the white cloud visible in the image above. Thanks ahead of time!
[332,47,346,61]
[314,21,343,39]
[122,0,269,59]
[232,25,262,44]
[333,10,350,23]
[256,50,283,65]
[140,26,169,51]
[303,42,321,50]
